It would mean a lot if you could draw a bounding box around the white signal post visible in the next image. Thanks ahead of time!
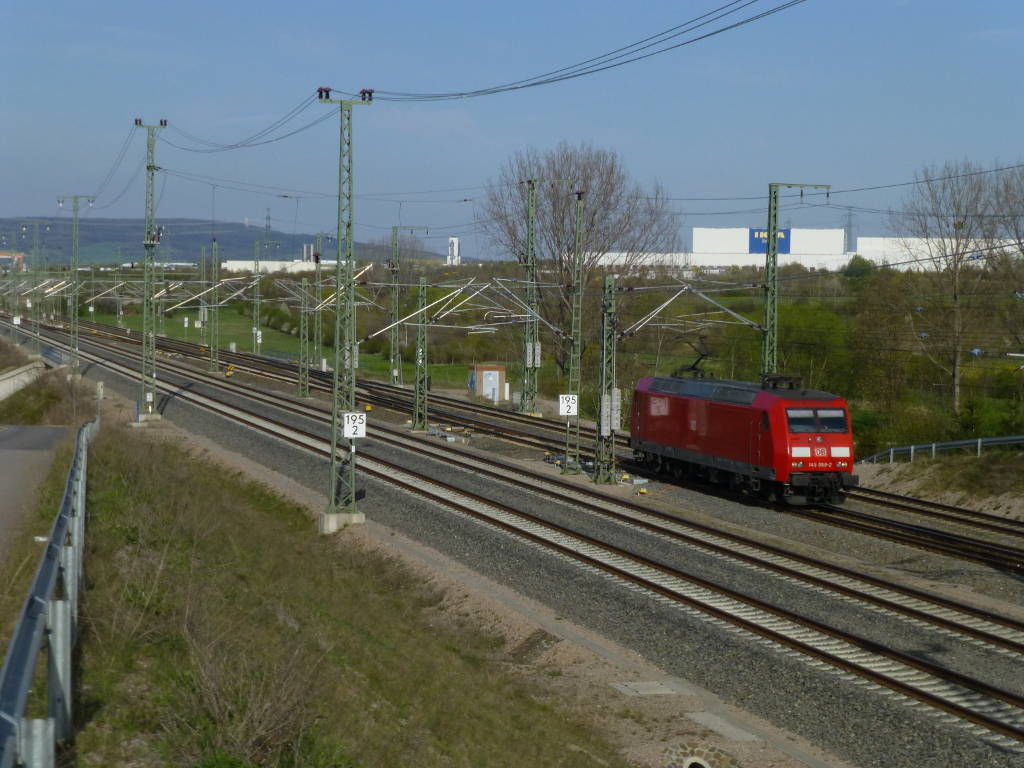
[342,412,367,473]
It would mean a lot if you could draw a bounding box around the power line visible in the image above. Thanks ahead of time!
[93,124,138,200]
[155,162,1024,219]
[657,161,1024,203]
[92,156,146,210]
[158,96,337,154]
[167,95,316,148]
[329,1,812,101]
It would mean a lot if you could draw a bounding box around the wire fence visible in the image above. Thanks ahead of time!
[861,434,1024,463]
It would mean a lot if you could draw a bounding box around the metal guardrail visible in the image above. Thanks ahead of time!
[862,434,1024,463]
[0,418,98,767]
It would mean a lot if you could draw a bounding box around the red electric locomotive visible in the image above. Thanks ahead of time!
[630,375,857,504]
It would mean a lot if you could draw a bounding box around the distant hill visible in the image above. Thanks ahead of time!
[0,217,443,266]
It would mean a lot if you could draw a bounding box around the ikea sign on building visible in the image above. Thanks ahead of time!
[748,228,791,254]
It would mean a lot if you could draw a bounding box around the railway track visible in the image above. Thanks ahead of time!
[847,487,1024,539]
[808,504,1024,572]
[33,316,1024,573]
[9,317,1024,750]
[57,330,1024,649]
[68,317,605,456]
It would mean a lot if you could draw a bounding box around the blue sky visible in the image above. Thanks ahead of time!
[3,0,1022,259]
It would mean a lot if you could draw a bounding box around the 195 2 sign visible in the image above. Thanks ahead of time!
[342,412,367,438]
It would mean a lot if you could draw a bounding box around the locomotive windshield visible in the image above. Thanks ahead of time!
[786,409,817,433]
[816,408,849,433]
[786,408,848,434]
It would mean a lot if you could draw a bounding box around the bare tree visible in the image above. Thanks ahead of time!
[482,142,678,371]
[896,160,994,414]
[989,166,1024,350]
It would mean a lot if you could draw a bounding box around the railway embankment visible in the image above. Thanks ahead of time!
[857,455,1024,521]
[62,413,639,767]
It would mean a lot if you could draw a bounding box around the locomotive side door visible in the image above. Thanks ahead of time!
[750,410,767,468]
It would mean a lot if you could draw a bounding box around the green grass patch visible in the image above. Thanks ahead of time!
[916,450,1024,498]
[75,425,628,767]
[92,309,303,359]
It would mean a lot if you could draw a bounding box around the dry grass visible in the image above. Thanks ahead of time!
[917,450,1024,498]
[74,424,629,768]
[0,445,73,653]
[0,368,95,427]
[0,337,29,374]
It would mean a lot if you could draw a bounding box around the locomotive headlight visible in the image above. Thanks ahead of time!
[792,461,804,468]
[837,461,848,468]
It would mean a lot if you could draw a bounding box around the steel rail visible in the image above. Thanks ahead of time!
[65,318,588,454]
[849,487,1024,535]
[811,504,1024,572]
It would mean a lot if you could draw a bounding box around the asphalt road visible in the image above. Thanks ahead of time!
[0,424,67,558]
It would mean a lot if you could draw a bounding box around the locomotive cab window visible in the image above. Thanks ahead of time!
[817,408,849,433]
[786,408,849,434]
[786,409,816,433]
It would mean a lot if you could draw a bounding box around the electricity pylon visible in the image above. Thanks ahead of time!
[761,182,829,377]
[520,179,540,413]
[412,277,428,430]
[136,117,167,417]
[252,240,261,353]
[563,191,585,474]
[2,232,17,315]
[390,225,428,386]
[593,275,619,484]
[253,211,280,354]
[313,232,331,369]
[24,222,45,354]
[318,86,372,518]
[297,277,310,397]
[58,195,95,374]
[198,245,207,345]
[208,240,220,372]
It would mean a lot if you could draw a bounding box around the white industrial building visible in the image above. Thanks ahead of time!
[593,228,1002,273]
[220,259,338,274]
[595,228,849,273]
[855,236,998,267]
[595,252,692,269]
[691,227,848,271]
[447,237,461,266]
